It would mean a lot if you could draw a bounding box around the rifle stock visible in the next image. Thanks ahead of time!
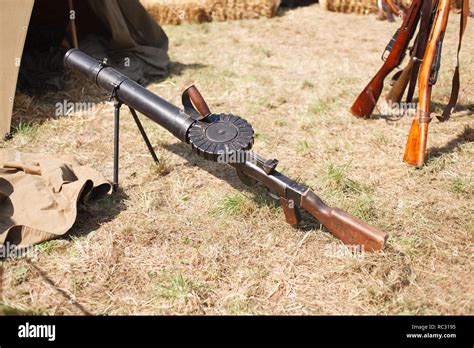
[300,191,387,251]
[403,118,428,166]
[403,0,449,166]
[386,57,414,104]
[350,75,384,118]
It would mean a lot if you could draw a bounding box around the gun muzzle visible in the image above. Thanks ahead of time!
[64,49,195,142]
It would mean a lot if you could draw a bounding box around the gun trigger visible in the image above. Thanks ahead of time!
[267,191,279,201]
[280,197,301,227]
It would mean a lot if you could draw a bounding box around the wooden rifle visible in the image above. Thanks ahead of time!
[350,0,422,118]
[403,0,450,166]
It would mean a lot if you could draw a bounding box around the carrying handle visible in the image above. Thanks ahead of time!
[182,85,211,120]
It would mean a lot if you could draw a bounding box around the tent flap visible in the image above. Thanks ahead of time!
[0,0,34,138]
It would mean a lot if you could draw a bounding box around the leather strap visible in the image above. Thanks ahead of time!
[182,85,206,120]
[438,0,469,122]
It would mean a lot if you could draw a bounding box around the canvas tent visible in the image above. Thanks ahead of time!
[0,0,170,138]
[0,0,33,138]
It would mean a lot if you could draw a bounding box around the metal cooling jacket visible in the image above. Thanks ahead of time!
[64,49,195,142]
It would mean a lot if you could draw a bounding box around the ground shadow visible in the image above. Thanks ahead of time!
[162,143,257,192]
[143,62,207,86]
[277,0,319,12]
[426,125,474,161]
[371,99,474,122]
[67,190,128,239]
[429,100,474,115]
[162,142,322,232]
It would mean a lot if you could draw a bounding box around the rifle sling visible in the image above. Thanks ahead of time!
[438,0,469,122]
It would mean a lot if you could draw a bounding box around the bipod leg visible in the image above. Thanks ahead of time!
[128,107,159,164]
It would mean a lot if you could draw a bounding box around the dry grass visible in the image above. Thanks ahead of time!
[1,4,473,315]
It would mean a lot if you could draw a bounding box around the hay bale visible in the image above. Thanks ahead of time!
[206,0,280,21]
[140,0,208,25]
[140,0,281,25]
[319,0,379,14]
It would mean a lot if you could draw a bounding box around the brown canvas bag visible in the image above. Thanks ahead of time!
[0,149,111,248]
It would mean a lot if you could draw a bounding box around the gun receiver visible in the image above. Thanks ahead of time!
[350,0,421,118]
[64,49,388,251]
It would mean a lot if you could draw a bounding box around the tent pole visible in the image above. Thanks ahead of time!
[68,0,79,48]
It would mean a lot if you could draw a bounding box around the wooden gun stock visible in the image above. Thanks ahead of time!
[403,0,450,166]
[386,57,414,104]
[403,117,429,166]
[350,75,384,118]
[300,191,387,251]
